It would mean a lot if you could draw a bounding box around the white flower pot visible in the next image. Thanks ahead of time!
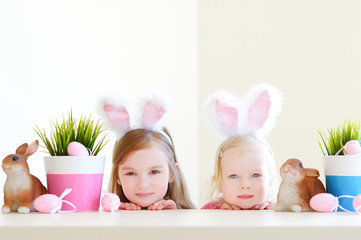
[323,155,361,212]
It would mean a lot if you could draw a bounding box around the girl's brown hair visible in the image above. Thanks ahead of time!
[109,128,195,209]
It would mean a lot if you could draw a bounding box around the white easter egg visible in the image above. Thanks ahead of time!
[67,141,89,156]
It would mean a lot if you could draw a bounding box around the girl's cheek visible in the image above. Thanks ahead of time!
[119,176,135,188]
[256,179,268,197]
[153,176,164,185]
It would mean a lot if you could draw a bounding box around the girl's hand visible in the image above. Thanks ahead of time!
[148,199,177,210]
[251,202,272,210]
[220,201,272,210]
[220,202,241,210]
[119,202,142,211]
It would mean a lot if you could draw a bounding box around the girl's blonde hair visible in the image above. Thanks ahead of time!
[208,135,278,203]
[109,128,195,209]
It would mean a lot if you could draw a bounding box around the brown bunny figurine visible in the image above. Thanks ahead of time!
[1,140,47,214]
[273,158,326,212]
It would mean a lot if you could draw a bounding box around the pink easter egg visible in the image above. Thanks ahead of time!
[310,193,339,212]
[67,141,89,156]
[101,193,121,212]
[344,140,361,155]
[34,194,62,214]
[352,194,361,213]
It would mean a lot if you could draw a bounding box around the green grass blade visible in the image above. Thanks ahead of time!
[34,110,108,157]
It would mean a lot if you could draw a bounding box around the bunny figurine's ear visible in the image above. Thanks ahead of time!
[16,143,28,155]
[206,90,241,136]
[103,101,130,134]
[139,91,171,129]
[24,140,39,157]
[244,83,283,136]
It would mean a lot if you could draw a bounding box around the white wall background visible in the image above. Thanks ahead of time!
[0,1,199,206]
[199,0,361,205]
[1,0,361,210]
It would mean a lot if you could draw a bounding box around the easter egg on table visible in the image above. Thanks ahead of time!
[352,194,361,213]
[101,192,121,212]
[310,193,338,212]
[67,141,89,156]
[34,194,62,214]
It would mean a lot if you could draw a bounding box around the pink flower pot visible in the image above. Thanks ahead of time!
[44,156,105,212]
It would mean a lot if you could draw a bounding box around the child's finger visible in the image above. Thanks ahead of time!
[252,204,261,210]
[130,203,136,210]
[265,204,272,210]
[156,201,167,210]
[127,203,135,210]
[257,203,267,210]
[124,202,139,210]
[163,200,177,209]
[259,202,272,210]
[225,204,232,210]
[252,202,271,210]
[220,203,228,209]
[231,205,240,210]
[123,203,131,210]
[148,201,162,210]
[119,202,126,209]
[220,203,231,210]
[154,201,164,210]
[151,200,166,210]
[131,203,140,210]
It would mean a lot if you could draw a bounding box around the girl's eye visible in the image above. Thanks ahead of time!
[229,174,239,179]
[252,173,262,178]
[126,172,136,176]
[150,170,160,175]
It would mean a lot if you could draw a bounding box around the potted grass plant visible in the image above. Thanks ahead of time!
[34,112,108,212]
[318,118,361,212]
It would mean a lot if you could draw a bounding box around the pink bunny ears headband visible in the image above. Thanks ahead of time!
[101,92,172,143]
[206,83,283,139]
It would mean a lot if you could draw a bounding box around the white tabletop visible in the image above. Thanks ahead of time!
[1,210,360,240]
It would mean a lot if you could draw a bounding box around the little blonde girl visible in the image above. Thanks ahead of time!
[102,93,195,210]
[202,84,282,210]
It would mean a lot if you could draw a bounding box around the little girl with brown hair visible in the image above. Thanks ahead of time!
[102,93,194,210]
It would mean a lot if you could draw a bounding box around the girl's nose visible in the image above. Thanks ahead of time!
[137,175,151,189]
[240,178,251,189]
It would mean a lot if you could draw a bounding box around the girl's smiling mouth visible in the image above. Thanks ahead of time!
[237,194,254,199]
[135,193,154,198]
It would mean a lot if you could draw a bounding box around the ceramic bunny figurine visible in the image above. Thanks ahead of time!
[273,158,326,212]
[1,140,47,213]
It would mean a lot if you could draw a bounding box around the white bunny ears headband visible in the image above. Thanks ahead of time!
[206,83,283,139]
[101,92,172,143]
